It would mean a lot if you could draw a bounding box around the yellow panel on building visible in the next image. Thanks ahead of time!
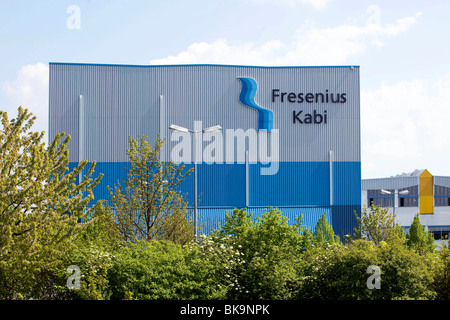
[419,169,434,214]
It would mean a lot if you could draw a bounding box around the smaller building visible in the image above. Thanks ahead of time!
[362,169,450,247]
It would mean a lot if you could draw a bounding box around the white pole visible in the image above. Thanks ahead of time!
[193,131,198,242]
[329,150,333,206]
[159,95,165,161]
[246,150,249,207]
[79,94,84,184]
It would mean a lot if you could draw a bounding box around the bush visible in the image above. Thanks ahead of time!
[62,244,114,300]
[374,239,436,300]
[212,208,304,300]
[107,238,242,300]
[297,240,377,299]
[296,238,436,300]
[431,245,450,299]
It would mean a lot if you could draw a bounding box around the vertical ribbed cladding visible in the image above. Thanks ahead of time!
[362,176,419,190]
[83,64,159,163]
[50,64,360,164]
[49,63,361,237]
[197,206,331,235]
[49,63,82,161]
[435,176,450,188]
[253,65,360,163]
[50,63,162,163]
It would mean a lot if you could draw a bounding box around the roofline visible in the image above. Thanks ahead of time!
[49,62,360,69]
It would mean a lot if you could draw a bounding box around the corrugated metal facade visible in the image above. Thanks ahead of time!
[362,176,419,190]
[49,63,361,237]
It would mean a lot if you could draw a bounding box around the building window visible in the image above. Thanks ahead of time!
[428,227,450,240]
[399,196,418,207]
[435,196,450,207]
[367,188,418,208]
[368,197,393,208]
[400,186,418,196]
[435,185,450,206]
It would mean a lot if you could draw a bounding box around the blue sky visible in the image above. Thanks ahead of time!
[1,0,450,178]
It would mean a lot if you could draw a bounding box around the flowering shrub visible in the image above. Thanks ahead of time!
[107,238,245,300]
[211,208,305,299]
[186,234,245,298]
[63,244,114,300]
[296,239,437,300]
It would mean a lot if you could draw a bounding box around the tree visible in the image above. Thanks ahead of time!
[0,107,102,299]
[314,212,340,246]
[354,204,404,245]
[64,201,122,300]
[406,213,435,254]
[432,245,450,299]
[108,135,193,244]
[300,227,314,252]
[297,238,436,300]
[76,200,122,251]
[212,208,305,299]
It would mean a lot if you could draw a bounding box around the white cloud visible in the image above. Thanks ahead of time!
[361,72,450,178]
[150,12,422,66]
[150,39,285,66]
[3,62,49,143]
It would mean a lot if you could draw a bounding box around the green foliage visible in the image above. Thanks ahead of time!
[297,239,377,299]
[212,208,305,299]
[375,238,436,300]
[407,213,435,254]
[432,245,450,299]
[355,204,404,245]
[62,243,114,300]
[107,238,242,300]
[60,201,122,300]
[0,107,102,299]
[297,238,436,300]
[77,201,122,252]
[300,227,314,252]
[108,135,193,244]
[3,108,450,301]
[313,212,340,246]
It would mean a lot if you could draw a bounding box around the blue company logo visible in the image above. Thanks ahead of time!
[238,77,273,132]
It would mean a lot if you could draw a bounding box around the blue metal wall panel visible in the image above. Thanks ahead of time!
[72,160,359,238]
[197,206,332,235]
[73,161,359,207]
[186,163,246,207]
[331,205,361,238]
[249,162,330,206]
[332,161,361,205]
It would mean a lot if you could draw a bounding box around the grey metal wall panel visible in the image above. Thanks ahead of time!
[49,63,360,165]
[434,176,450,188]
[362,177,419,190]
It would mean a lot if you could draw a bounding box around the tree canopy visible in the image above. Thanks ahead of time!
[354,204,404,245]
[0,107,102,299]
[108,135,193,244]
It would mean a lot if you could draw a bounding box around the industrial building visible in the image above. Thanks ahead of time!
[49,63,361,238]
[362,169,450,246]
